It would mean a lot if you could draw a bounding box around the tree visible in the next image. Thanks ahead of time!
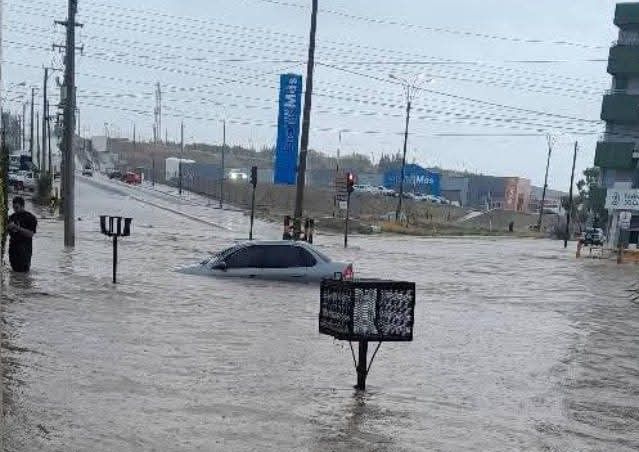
[575,166,607,229]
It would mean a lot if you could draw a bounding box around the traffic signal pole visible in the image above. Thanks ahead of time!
[249,166,257,240]
[344,172,354,248]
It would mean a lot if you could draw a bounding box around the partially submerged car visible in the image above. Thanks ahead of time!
[179,240,353,282]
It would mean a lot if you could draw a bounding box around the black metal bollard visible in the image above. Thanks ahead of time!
[100,215,132,283]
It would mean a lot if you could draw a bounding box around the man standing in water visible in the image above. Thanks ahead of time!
[7,197,37,272]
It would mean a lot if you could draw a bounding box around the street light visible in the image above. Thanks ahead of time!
[389,73,434,222]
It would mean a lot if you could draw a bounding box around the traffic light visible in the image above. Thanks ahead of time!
[346,172,355,193]
[250,166,258,187]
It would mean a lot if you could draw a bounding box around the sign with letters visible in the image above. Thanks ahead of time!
[274,74,303,185]
[605,188,639,210]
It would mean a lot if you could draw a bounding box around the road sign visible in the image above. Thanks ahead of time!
[620,211,632,229]
[339,200,347,210]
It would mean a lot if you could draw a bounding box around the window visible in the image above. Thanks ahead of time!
[297,247,317,267]
[261,245,315,268]
[225,246,263,268]
[615,76,628,91]
[310,247,331,263]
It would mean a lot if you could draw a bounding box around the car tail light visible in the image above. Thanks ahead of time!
[343,264,354,280]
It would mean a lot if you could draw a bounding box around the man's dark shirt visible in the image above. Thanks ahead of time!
[8,211,37,272]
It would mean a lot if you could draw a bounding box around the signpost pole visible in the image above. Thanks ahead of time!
[113,235,118,283]
[344,190,351,248]
[356,340,368,390]
[249,166,257,240]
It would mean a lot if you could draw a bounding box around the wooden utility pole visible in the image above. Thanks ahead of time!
[220,119,225,208]
[179,121,183,195]
[293,0,318,234]
[564,141,578,248]
[537,135,553,232]
[396,94,411,221]
[22,101,26,150]
[42,67,48,172]
[56,0,80,247]
[29,87,34,159]
[36,112,40,169]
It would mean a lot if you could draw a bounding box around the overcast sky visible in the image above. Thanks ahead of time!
[1,0,623,188]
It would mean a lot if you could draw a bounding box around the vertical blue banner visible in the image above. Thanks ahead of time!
[274,73,303,185]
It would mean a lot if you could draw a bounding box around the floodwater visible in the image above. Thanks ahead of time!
[2,177,639,451]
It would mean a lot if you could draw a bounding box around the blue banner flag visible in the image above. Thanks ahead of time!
[274,74,303,185]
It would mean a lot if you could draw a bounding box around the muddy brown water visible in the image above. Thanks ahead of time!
[2,178,638,451]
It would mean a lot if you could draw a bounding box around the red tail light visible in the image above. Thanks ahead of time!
[343,264,354,280]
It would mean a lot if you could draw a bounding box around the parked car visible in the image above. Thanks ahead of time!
[9,170,36,191]
[178,240,354,282]
[583,228,605,246]
[228,170,248,181]
[108,170,122,180]
[123,171,141,184]
[376,186,396,196]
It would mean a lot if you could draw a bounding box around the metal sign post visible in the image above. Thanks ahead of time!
[100,215,132,283]
[249,166,257,240]
[344,172,355,248]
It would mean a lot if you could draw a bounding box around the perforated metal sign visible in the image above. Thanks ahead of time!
[319,279,415,342]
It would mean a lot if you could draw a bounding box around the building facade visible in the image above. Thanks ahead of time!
[596,3,639,244]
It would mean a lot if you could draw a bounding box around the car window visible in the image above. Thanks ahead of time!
[308,246,331,263]
[225,246,263,268]
[297,247,317,267]
[261,245,308,268]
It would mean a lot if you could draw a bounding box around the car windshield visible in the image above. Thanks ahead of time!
[308,245,332,263]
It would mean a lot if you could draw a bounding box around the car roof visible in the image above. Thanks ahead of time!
[237,240,313,247]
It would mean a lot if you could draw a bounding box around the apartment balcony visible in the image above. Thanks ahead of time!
[615,3,639,27]
[608,45,639,74]
[595,141,639,169]
[601,93,639,122]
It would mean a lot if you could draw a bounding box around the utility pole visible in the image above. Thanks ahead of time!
[133,122,136,148]
[179,120,183,195]
[47,109,52,177]
[36,112,40,169]
[29,87,34,159]
[537,135,554,232]
[56,0,81,247]
[396,94,411,222]
[293,0,318,235]
[220,119,225,208]
[42,67,48,172]
[21,101,26,149]
[564,141,578,248]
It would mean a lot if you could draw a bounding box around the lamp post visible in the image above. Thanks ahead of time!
[389,73,433,222]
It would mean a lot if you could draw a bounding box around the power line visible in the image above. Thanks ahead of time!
[243,0,608,50]
[9,0,610,89]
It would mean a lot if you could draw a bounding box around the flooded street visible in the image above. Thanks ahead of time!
[2,178,639,451]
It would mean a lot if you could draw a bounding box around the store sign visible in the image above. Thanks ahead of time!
[274,73,303,185]
[620,211,632,229]
[605,188,639,210]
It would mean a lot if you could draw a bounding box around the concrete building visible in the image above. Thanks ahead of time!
[528,186,567,214]
[464,175,531,212]
[440,176,469,206]
[596,2,639,245]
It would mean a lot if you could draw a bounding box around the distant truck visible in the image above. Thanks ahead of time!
[9,152,33,171]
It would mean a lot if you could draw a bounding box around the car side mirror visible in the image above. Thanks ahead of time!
[212,261,227,271]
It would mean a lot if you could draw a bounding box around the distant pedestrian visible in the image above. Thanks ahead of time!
[7,196,37,273]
